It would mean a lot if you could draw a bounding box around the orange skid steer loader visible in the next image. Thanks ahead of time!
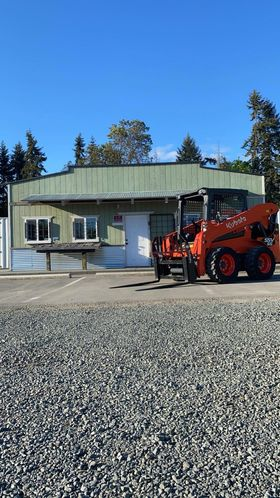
[152,188,280,284]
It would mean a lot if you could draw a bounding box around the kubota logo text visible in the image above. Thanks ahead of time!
[226,215,247,230]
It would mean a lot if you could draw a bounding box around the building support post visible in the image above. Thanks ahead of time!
[46,252,51,271]
[82,252,87,271]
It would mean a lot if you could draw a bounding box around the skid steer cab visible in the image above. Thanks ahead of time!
[152,187,280,284]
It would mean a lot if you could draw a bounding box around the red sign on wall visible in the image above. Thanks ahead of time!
[112,214,123,225]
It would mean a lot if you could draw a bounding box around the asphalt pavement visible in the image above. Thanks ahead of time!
[0,270,280,306]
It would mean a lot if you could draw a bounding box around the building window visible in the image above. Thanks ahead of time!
[150,214,175,239]
[72,216,99,242]
[24,218,51,243]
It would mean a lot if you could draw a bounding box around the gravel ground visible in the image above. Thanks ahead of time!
[0,299,279,498]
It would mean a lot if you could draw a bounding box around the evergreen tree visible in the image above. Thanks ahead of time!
[176,134,202,163]
[22,131,47,179]
[107,119,153,164]
[10,142,26,180]
[86,137,101,165]
[73,133,86,166]
[243,90,280,203]
[0,141,13,216]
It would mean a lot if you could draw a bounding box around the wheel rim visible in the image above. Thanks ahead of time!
[258,253,272,274]
[219,254,235,276]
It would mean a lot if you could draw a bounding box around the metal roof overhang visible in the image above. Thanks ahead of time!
[22,191,191,203]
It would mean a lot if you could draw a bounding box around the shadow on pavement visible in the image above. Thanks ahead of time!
[110,273,280,291]
[110,280,159,289]
[135,274,280,292]
[135,281,205,291]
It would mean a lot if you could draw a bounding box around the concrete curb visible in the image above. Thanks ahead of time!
[0,265,279,280]
[95,271,153,276]
[0,273,71,279]
[0,269,154,279]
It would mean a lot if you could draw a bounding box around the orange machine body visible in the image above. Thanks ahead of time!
[153,199,280,282]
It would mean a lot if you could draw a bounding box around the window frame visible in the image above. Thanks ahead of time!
[23,217,52,244]
[72,215,99,242]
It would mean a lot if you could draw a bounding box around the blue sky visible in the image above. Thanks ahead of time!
[1,0,280,173]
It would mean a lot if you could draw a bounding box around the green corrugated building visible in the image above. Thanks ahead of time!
[8,162,265,271]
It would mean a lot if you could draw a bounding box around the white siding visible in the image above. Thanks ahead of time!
[0,218,9,269]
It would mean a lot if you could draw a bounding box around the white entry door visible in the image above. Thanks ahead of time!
[125,214,151,267]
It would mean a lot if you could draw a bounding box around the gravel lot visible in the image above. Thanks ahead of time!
[0,299,279,498]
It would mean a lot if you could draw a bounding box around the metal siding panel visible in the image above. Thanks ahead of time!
[11,249,46,271]
[51,253,82,270]
[247,195,264,208]
[122,166,129,192]
[105,168,112,192]
[132,166,139,191]
[170,164,177,189]
[87,246,125,269]
[97,167,103,192]
[150,165,157,190]
[167,165,173,191]
[108,225,124,245]
[76,169,82,193]
[129,166,135,192]
[197,164,204,189]
[10,164,265,201]
[84,167,89,192]
[79,169,86,191]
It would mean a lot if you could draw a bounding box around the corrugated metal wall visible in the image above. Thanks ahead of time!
[11,246,126,271]
[10,164,265,203]
[50,253,82,271]
[88,246,125,269]
[11,249,46,271]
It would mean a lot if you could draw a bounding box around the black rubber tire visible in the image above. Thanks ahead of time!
[206,247,239,284]
[245,246,275,280]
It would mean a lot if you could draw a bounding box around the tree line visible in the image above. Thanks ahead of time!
[177,90,280,204]
[69,119,154,167]
[0,90,280,216]
[0,131,47,216]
